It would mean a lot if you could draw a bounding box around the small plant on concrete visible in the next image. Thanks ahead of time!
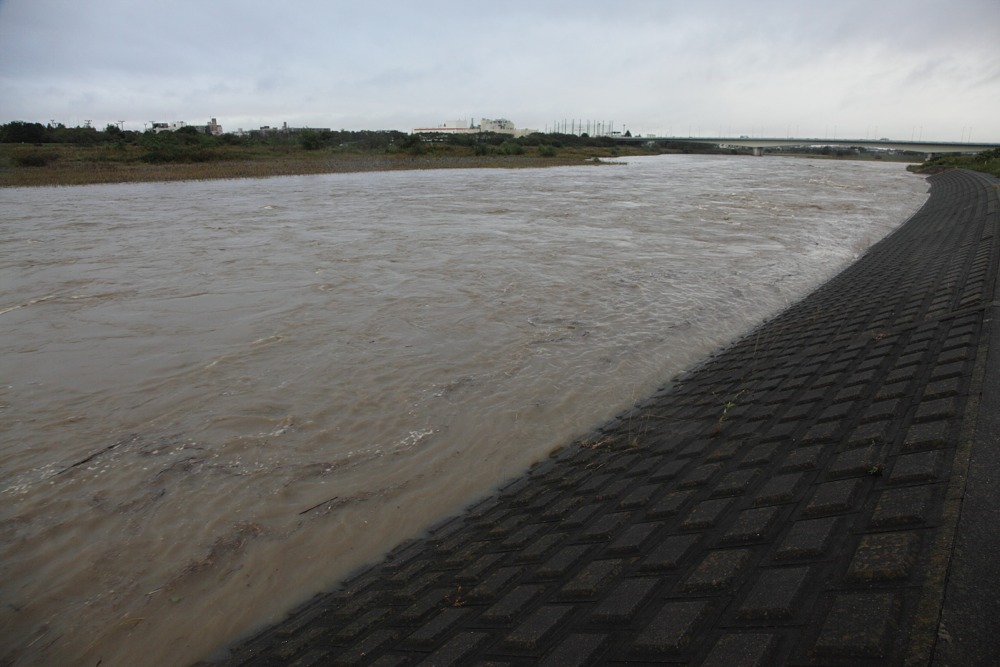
[443,586,466,608]
[580,435,615,449]
[861,439,888,476]
[717,389,749,425]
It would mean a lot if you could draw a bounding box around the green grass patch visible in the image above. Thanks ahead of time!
[908,148,1000,179]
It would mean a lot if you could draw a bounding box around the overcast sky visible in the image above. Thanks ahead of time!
[1,0,998,141]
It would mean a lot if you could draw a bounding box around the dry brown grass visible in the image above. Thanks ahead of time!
[0,144,643,188]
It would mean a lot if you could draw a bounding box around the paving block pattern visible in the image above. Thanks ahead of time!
[219,169,999,666]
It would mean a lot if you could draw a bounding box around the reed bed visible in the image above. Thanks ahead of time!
[0,145,635,188]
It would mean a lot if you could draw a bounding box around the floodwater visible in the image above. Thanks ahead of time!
[0,155,928,665]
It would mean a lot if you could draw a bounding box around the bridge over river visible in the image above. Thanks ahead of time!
[618,135,1000,157]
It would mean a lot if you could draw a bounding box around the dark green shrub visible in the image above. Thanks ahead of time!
[12,149,57,167]
[140,145,217,163]
[500,140,524,155]
[299,130,324,150]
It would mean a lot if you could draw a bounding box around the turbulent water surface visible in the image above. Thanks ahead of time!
[0,155,928,665]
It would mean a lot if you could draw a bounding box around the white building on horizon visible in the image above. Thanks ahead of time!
[413,118,537,137]
[412,119,478,134]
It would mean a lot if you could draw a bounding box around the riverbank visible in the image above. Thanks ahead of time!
[0,144,651,188]
[1,139,950,189]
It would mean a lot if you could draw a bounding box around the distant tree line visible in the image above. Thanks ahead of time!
[0,121,415,147]
[0,121,431,162]
[0,120,120,145]
[1,119,688,164]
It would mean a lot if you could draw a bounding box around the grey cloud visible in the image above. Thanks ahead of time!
[0,0,997,140]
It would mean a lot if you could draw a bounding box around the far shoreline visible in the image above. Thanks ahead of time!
[1,141,941,189]
[0,146,650,188]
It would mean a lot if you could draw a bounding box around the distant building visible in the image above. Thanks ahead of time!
[479,118,517,134]
[204,118,223,136]
[150,122,184,133]
[240,122,330,138]
[412,119,479,135]
[151,118,224,136]
[413,118,537,137]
